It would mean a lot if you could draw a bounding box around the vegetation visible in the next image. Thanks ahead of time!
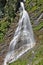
[0,0,43,43]
[0,17,12,42]
[0,0,18,43]
[9,42,43,65]
[8,0,43,65]
[33,21,43,31]
[0,0,43,65]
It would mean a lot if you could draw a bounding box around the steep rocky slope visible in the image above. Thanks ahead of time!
[0,0,43,65]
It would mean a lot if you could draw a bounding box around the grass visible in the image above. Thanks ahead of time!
[35,59,43,65]
[32,45,43,65]
[9,51,32,65]
[25,0,43,13]
[0,17,11,43]
[0,16,15,42]
[8,0,43,63]
[9,60,28,65]
[0,0,43,65]
[0,33,4,42]
[33,21,43,31]
[30,5,38,12]
[9,42,43,65]
[0,0,43,43]
[9,31,43,65]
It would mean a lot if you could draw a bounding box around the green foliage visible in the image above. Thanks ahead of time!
[8,34,43,65]
[25,0,43,13]
[35,59,43,65]
[0,0,43,65]
[9,44,43,65]
[9,60,27,65]
[0,17,11,42]
[8,0,43,65]
[33,21,43,31]
[0,0,18,42]
[0,32,4,42]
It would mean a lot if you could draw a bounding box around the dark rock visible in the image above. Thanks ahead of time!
[0,0,6,8]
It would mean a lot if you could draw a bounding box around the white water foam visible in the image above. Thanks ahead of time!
[3,2,35,65]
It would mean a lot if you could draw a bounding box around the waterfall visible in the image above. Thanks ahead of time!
[3,2,35,65]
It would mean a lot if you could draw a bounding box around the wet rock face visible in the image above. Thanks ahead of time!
[16,0,24,12]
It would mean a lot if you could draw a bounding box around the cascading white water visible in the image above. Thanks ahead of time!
[3,2,35,65]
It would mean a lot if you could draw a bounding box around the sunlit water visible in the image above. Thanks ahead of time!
[3,2,35,65]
